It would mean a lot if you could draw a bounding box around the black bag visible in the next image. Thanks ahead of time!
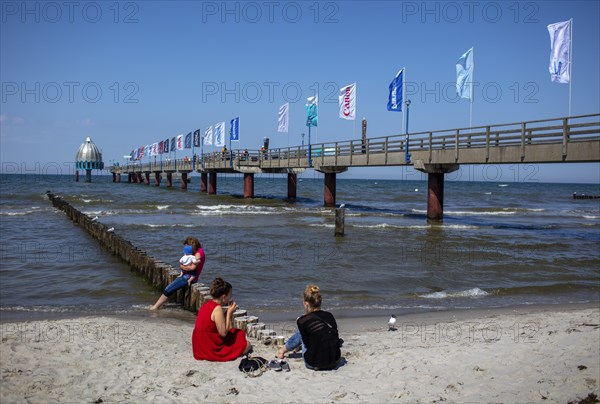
[238,356,267,377]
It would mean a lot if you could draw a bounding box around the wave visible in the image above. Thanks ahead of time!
[156,205,170,210]
[418,288,490,299]
[0,207,43,216]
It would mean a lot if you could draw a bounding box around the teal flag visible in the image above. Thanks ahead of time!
[306,95,318,127]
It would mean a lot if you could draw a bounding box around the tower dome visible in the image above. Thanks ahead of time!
[75,137,104,170]
[75,137,104,182]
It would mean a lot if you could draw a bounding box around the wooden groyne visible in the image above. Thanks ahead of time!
[573,192,600,200]
[44,192,264,328]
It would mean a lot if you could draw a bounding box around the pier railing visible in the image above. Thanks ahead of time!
[111,113,600,173]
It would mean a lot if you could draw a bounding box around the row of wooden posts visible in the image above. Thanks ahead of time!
[46,192,286,343]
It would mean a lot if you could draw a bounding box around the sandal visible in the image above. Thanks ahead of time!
[267,359,282,371]
[280,361,290,372]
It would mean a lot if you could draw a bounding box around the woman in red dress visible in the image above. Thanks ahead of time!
[192,278,251,361]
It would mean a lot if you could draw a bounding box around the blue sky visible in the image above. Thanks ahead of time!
[1,0,599,183]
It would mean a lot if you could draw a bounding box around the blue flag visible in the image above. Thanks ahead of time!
[185,132,192,148]
[230,117,239,141]
[456,47,474,99]
[306,96,318,127]
[170,137,176,152]
[163,138,169,153]
[387,68,403,112]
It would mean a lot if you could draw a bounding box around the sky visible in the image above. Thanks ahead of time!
[1,0,599,184]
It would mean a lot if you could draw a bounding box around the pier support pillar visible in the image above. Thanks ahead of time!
[111,172,116,182]
[427,173,445,222]
[244,173,254,198]
[128,173,133,183]
[414,161,460,223]
[317,167,348,207]
[75,171,80,182]
[324,173,336,207]
[137,172,143,184]
[287,173,297,199]
[201,173,208,192]
[208,172,217,195]
[154,172,161,187]
[144,172,150,185]
[85,170,92,183]
[181,172,188,191]
[116,173,121,183]
[166,173,173,188]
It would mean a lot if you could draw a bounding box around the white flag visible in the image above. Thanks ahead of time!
[204,126,213,146]
[338,83,356,120]
[214,122,225,147]
[278,103,289,132]
[548,19,571,83]
[152,142,158,156]
[456,47,474,99]
[176,134,184,150]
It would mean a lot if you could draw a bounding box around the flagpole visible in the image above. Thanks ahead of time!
[568,18,573,117]
[402,67,406,135]
[470,47,474,131]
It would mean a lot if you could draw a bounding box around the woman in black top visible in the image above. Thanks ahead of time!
[277,285,342,370]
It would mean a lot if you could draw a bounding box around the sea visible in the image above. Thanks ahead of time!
[1,172,599,323]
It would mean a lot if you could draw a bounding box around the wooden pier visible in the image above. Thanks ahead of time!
[110,114,600,222]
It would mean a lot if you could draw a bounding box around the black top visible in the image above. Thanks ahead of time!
[297,310,341,370]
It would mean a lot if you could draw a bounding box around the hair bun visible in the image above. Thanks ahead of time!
[309,285,320,294]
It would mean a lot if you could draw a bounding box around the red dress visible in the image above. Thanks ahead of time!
[192,300,248,361]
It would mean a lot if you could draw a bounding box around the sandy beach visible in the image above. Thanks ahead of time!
[1,305,598,403]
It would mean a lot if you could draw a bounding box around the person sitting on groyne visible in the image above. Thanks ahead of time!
[150,236,205,310]
[192,277,252,361]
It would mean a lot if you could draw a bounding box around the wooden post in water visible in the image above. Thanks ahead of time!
[335,206,345,237]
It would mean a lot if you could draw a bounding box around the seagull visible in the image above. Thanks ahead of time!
[107,227,114,232]
[388,315,397,331]
[91,216,99,222]
[339,203,346,208]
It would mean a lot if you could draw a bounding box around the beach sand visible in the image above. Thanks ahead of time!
[1,305,598,403]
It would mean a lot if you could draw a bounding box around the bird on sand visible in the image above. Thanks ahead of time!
[388,315,397,331]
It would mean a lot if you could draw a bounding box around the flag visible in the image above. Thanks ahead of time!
[214,122,225,147]
[177,134,184,150]
[145,145,150,158]
[230,117,240,141]
[163,138,169,153]
[548,20,571,83]
[170,137,176,152]
[339,83,356,120]
[387,69,403,111]
[185,132,192,148]
[278,103,289,132]
[158,141,164,154]
[456,47,474,99]
[193,129,201,147]
[139,146,145,159]
[152,142,158,156]
[204,126,213,146]
[306,96,318,127]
